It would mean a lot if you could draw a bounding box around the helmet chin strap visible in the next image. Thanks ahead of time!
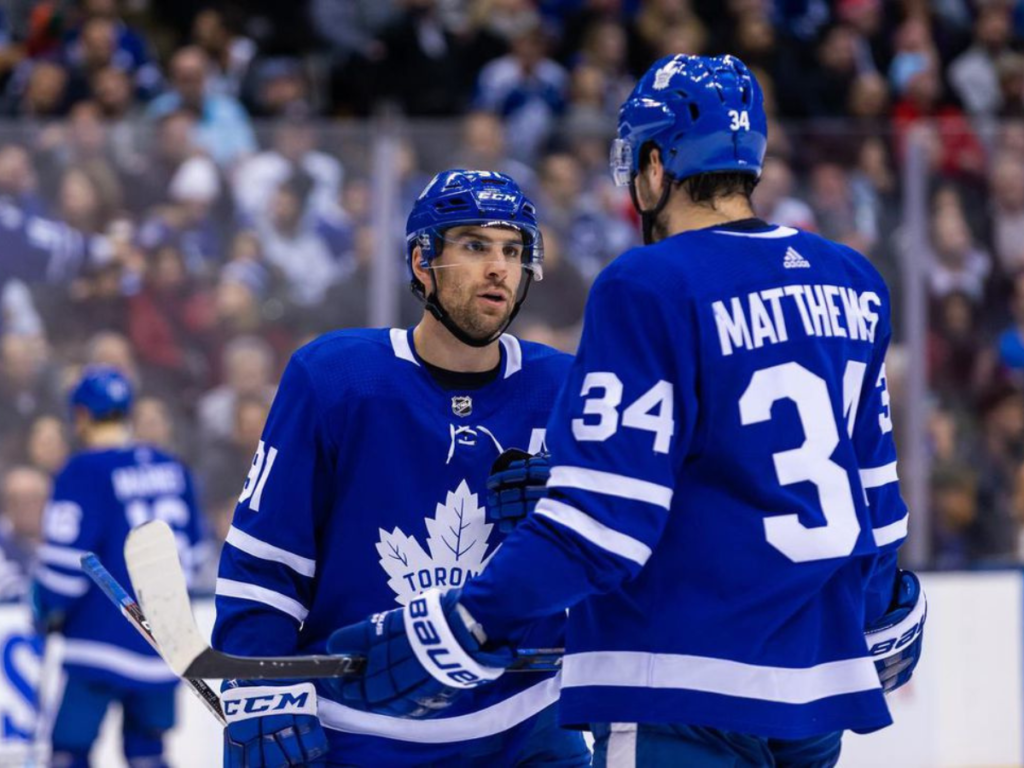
[630,174,673,245]
[421,270,534,349]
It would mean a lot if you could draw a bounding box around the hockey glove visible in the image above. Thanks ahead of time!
[325,588,512,718]
[864,569,927,694]
[222,682,329,767]
[487,448,551,533]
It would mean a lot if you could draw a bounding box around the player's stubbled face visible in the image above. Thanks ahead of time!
[433,225,524,340]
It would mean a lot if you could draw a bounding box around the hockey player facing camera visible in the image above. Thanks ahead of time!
[32,366,205,768]
[329,55,926,768]
[212,169,590,766]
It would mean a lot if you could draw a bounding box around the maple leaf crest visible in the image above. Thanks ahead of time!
[376,480,497,606]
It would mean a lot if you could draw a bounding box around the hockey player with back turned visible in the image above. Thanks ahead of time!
[328,55,927,768]
[212,169,591,766]
[32,366,205,767]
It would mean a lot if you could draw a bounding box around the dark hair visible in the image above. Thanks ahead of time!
[679,172,758,204]
[638,142,758,204]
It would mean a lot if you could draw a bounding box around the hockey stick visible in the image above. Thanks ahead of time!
[80,553,228,725]
[125,520,563,680]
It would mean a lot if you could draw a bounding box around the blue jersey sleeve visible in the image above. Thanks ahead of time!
[461,269,697,640]
[851,303,907,624]
[212,356,334,657]
[34,461,101,613]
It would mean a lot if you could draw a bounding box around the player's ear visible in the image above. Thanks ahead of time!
[411,245,434,295]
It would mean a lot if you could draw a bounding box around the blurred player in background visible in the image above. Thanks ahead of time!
[212,169,590,766]
[31,365,206,767]
[329,55,926,768]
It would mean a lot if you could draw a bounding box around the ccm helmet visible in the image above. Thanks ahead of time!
[406,169,543,347]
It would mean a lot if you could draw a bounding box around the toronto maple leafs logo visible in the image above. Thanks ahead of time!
[376,480,497,605]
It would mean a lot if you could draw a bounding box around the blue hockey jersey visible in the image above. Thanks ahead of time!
[34,445,204,689]
[213,329,573,764]
[460,221,908,739]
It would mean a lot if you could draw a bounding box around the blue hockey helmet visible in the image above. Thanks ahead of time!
[69,365,133,420]
[610,54,767,189]
[405,169,544,297]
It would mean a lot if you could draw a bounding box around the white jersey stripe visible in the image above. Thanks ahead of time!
[535,499,651,566]
[226,527,316,578]
[389,328,419,366]
[35,565,89,596]
[860,461,898,489]
[216,578,309,622]
[872,514,909,547]
[318,676,560,742]
[549,467,673,509]
[63,639,177,683]
[38,544,87,570]
[499,335,522,378]
[561,650,881,704]
[713,226,799,239]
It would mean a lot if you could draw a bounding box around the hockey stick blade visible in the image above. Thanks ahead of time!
[80,552,227,725]
[126,520,562,679]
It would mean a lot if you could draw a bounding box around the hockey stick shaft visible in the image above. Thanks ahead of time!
[80,553,227,725]
[126,521,563,680]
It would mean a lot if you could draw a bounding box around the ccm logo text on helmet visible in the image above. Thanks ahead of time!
[409,596,488,686]
[223,690,310,716]
[476,191,518,203]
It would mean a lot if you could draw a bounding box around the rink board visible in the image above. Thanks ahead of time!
[0,571,1016,767]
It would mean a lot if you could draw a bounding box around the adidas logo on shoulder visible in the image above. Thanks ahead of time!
[783,247,810,269]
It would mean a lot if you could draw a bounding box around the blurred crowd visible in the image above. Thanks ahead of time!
[0,0,1019,591]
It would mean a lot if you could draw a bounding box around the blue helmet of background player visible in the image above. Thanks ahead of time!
[610,54,767,242]
[405,169,543,347]
[69,365,133,420]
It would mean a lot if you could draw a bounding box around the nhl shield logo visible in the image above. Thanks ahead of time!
[451,395,472,417]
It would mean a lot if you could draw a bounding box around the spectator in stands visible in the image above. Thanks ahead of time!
[70,0,161,99]
[514,225,588,352]
[0,465,51,599]
[753,156,817,231]
[373,0,504,116]
[971,382,1024,564]
[132,394,179,453]
[247,57,313,118]
[255,178,352,308]
[0,333,62,447]
[200,394,270,509]
[145,46,256,168]
[931,462,978,570]
[234,119,342,222]
[24,414,70,478]
[91,65,135,119]
[197,335,276,447]
[990,154,1024,273]
[137,155,224,280]
[949,3,1013,117]
[536,150,635,280]
[449,110,536,193]
[315,223,422,333]
[803,24,862,117]
[929,289,990,409]
[190,7,256,100]
[928,189,991,302]
[475,19,567,162]
[85,330,140,386]
[13,61,69,117]
[996,273,1024,376]
[127,243,216,403]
